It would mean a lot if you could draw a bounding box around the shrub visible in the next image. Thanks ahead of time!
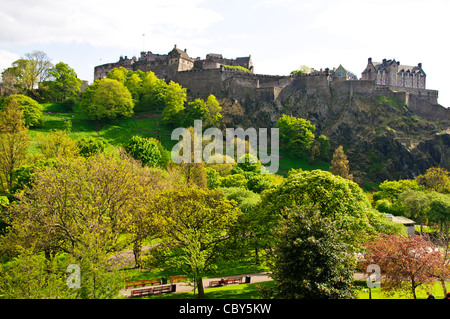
[1,94,43,127]
[124,135,161,168]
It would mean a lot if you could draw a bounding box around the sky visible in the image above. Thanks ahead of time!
[1,0,449,107]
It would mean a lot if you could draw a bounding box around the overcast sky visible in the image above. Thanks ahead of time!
[1,0,449,107]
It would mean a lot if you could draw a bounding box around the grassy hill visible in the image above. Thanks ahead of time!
[30,102,331,176]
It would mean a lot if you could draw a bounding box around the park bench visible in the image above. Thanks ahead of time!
[170,275,188,283]
[223,276,243,285]
[208,279,224,287]
[125,278,162,289]
[152,284,173,295]
[129,284,174,298]
[130,287,154,298]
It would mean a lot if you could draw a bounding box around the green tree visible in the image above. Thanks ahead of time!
[46,62,82,101]
[261,170,401,249]
[124,135,162,168]
[161,81,186,126]
[81,78,134,121]
[204,94,222,127]
[0,251,78,299]
[290,65,313,76]
[416,167,450,193]
[398,189,430,234]
[36,130,79,159]
[330,145,353,181]
[0,99,30,193]
[276,114,315,157]
[1,94,43,127]
[185,98,208,126]
[263,205,357,299]
[2,51,52,94]
[76,136,107,157]
[153,187,240,298]
[136,71,167,112]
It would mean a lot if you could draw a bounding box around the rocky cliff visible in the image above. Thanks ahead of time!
[214,77,450,185]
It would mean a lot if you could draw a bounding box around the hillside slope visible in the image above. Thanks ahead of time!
[216,79,450,185]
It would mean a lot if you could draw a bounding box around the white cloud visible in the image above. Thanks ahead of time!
[0,0,223,50]
[0,49,20,73]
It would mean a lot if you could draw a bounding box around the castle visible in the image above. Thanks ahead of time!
[94,45,253,81]
[93,46,447,121]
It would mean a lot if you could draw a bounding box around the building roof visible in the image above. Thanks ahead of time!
[169,45,194,61]
[386,214,416,226]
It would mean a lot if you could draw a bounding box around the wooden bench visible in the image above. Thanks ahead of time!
[130,287,154,298]
[209,279,224,287]
[152,284,173,295]
[126,278,162,289]
[170,275,188,283]
[223,276,243,285]
[129,284,173,298]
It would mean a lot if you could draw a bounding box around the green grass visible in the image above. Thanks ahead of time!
[30,102,178,154]
[355,281,450,299]
[147,281,275,299]
[277,151,330,175]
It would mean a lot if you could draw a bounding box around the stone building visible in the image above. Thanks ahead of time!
[361,58,426,89]
[361,57,438,104]
[333,64,358,81]
[94,45,253,81]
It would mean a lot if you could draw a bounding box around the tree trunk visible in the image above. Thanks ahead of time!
[197,276,205,298]
[133,240,142,269]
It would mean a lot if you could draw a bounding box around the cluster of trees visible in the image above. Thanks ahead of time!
[81,66,222,127]
[1,50,82,103]
[276,114,330,161]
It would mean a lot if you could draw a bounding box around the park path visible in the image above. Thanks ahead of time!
[120,272,368,297]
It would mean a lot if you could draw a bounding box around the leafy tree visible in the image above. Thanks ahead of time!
[204,94,222,127]
[45,62,82,101]
[276,114,315,157]
[1,94,43,127]
[398,189,430,234]
[330,145,353,181]
[221,173,248,188]
[416,167,450,193]
[0,99,30,193]
[264,205,357,299]
[106,66,128,84]
[261,170,400,249]
[125,73,143,101]
[0,251,78,299]
[363,234,447,299]
[124,135,162,168]
[220,187,264,264]
[81,78,134,121]
[76,136,107,157]
[427,192,450,251]
[153,187,240,298]
[317,134,330,160]
[290,65,313,76]
[136,71,167,112]
[1,51,52,94]
[185,98,208,126]
[36,130,79,159]
[161,81,186,126]
[205,167,221,189]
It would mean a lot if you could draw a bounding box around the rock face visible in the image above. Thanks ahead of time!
[214,76,450,185]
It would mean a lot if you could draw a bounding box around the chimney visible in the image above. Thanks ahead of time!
[368,57,372,64]
[184,48,187,52]
[418,63,422,68]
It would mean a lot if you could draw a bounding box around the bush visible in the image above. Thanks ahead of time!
[1,94,43,127]
[124,135,162,168]
[77,137,107,157]
[60,98,78,112]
